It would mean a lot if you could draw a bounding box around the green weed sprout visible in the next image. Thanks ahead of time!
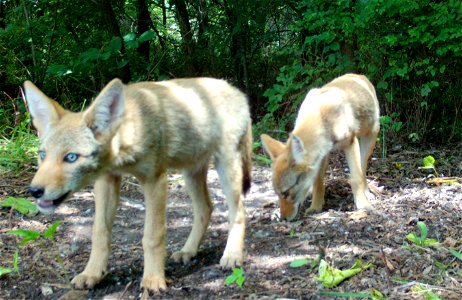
[450,249,462,261]
[406,221,439,247]
[421,155,438,176]
[7,221,62,247]
[225,267,245,288]
[290,256,321,272]
[411,284,444,300]
[2,221,62,276]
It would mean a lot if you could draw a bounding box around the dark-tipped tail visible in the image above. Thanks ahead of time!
[240,121,252,195]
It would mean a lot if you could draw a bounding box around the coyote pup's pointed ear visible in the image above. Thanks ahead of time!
[23,81,65,136]
[260,134,286,161]
[84,78,125,139]
[289,134,305,165]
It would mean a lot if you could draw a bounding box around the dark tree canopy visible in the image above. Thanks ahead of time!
[1,0,461,143]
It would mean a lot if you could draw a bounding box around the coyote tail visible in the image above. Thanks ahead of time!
[240,121,252,195]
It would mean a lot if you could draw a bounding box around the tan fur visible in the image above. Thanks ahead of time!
[261,74,380,221]
[23,78,252,293]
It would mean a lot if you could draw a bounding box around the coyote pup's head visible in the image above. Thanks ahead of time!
[23,79,125,213]
[261,134,325,221]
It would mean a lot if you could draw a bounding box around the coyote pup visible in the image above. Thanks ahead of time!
[261,74,380,221]
[24,78,252,293]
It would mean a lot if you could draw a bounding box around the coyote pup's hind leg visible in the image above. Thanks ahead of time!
[344,136,372,211]
[171,165,213,264]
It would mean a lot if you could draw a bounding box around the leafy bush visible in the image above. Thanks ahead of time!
[262,0,462,143]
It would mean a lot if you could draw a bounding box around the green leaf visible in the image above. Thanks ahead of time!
[0,267,12,276]
[224,273,237,285]
[107,36,122,52]
[450,249,462,261]
[225,267,245,287]
[80,48,100,62]
[290,258,309,268]
[117,60,129,69]
[138,30,156,43]
[406,222,439,247]
[232,267,244,276]
[123,32,136,42]
[47,64,72,77]
[43,221,62,239]
[417,221,428,241]
[0,197,38,216]
[316,259,372,288]
[13,249,19,274]
[411,284,444,300]
[406,233,421,244]
[7,229,40,246]
[422,156,435,169]
[125,39,139,49]
[235,275,245,287]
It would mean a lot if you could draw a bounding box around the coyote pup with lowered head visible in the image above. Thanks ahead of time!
[261,74,379,221]
[24,78,252,293]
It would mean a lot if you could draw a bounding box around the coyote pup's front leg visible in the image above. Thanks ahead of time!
[139,171,168,293]
[71,174,121,289]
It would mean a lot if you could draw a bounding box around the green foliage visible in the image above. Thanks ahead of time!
[2,221,62,276]
[449,249,462,261]
[422,156,436,170]
[290,258,310,268]
[406,221,439,247]
[0,197,39,217]
[316,259,372,288]
[1,0,462,144]
[0,115,38,173]
[420,155,439,177]
[261,0,462,143]
[379,113,403,157]
[224,267,245,288]
[411,284,444,300]
[0,267,13,277]
[7,221,62,247]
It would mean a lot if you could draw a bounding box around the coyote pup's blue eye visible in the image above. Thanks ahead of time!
[64,153,79,163]
[38,150,46,161]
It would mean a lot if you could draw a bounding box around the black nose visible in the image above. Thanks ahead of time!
[29,187,44,199]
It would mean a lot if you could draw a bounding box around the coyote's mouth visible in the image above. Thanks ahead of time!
[37,191,71,209]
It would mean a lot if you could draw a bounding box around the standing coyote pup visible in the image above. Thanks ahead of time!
[261,74,380,221]
[24,78,252,293]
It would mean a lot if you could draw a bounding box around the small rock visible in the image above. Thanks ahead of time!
[41,285,53,296]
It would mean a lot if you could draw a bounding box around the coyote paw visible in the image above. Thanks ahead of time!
[71,272,103,289]
[356,201,373,212]
[305,205,322,215]
[220,251,243,269]
[171,250,196,264]
[141,275,167,294]
[365,190,376,201]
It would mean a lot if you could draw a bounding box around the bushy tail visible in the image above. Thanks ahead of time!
[240,121,252,195]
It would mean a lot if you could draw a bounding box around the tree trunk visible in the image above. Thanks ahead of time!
[100,0,131,82]
[136,0,152,62]
[223,0,250,94]
[171,0,196,75]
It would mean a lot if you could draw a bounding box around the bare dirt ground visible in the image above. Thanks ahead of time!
[1,146,462,300]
